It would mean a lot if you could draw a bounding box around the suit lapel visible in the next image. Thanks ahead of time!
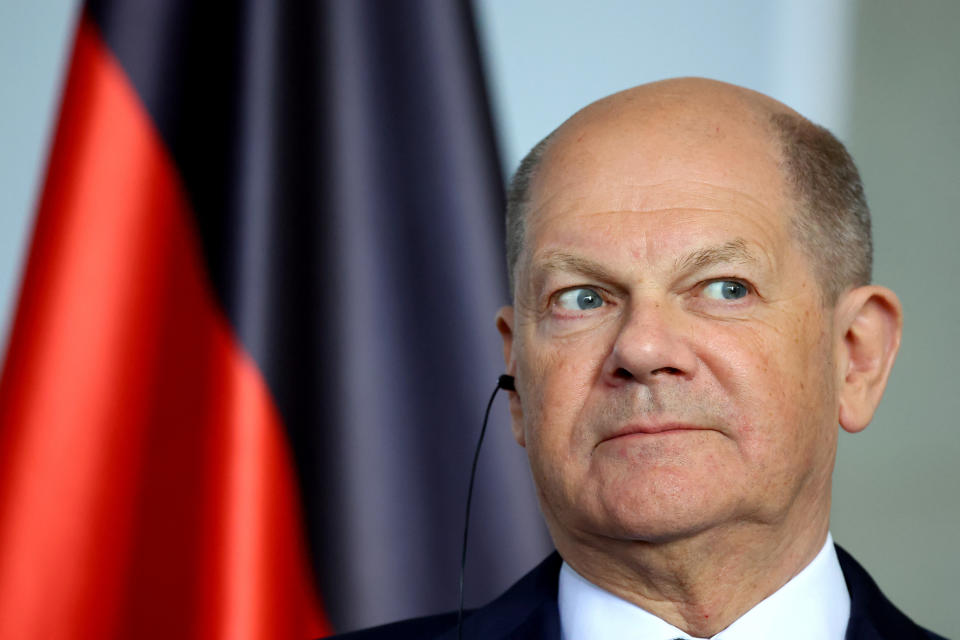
[837,545,940,640]
[504,600,560,640]
[440,553,562,640]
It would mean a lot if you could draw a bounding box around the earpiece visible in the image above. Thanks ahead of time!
[457,375,514,639]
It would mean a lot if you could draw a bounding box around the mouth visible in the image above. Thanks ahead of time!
[598,422,708,444]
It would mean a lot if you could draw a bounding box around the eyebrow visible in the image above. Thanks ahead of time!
[673,239,760,273]
[534,252,619,284]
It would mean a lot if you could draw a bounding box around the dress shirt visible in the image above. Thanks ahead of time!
[558,533,851,640]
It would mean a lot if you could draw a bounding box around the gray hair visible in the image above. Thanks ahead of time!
[504,115,872,304]
[770,112,872,302]
[505,133,554,297]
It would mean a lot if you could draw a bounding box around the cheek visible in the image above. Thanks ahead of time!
[705,309,828,392]
[516,333,609,462]
[699,315,836,469]
[520,350,585,445]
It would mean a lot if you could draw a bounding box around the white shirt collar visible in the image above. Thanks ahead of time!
[558,533,850,640]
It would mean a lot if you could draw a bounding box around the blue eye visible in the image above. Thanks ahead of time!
[557,288,604,310]
[703,280,749,300]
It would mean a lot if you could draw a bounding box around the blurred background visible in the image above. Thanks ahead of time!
[1,0,957,637]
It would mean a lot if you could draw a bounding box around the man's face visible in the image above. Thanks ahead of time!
[501,99,843,550]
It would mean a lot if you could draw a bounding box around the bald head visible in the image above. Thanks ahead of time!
[506,78,871,303]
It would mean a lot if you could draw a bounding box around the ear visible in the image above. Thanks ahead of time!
[495,306,526,447]
[835,286,903,433]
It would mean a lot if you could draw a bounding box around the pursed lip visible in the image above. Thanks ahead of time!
[598,422,707,444]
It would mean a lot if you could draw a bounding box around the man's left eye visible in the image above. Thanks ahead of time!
[703,280,750,300]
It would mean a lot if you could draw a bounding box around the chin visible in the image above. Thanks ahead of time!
[588,475,738,544]
[598,508,721,545]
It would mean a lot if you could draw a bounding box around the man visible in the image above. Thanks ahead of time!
[336,78,945,639]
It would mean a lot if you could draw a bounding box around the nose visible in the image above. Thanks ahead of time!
[602,299,698,386]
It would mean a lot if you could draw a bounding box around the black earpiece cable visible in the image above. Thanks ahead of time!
[457,374,514,640]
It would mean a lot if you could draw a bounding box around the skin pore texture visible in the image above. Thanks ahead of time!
[496,78,902,637]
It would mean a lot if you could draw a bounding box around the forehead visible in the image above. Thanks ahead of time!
[523,96,794,270]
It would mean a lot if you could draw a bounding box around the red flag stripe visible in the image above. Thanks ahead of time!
[0,13,331,638]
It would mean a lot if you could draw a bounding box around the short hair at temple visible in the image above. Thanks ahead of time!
[504,112,872,305]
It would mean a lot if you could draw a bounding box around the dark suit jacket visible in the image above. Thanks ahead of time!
[332,545,947,639]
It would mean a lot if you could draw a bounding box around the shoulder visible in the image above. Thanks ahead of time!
[836,545,949,640]
[326,552,563,640]
[328,612,460,640]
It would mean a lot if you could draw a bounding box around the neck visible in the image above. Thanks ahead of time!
[557,508,830,637]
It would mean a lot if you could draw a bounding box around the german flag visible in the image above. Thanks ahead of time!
[0,1,548,637]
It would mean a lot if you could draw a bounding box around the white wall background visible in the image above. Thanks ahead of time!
[0,0,80,358]
[475,0,856,175]
[1,0,956,636]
